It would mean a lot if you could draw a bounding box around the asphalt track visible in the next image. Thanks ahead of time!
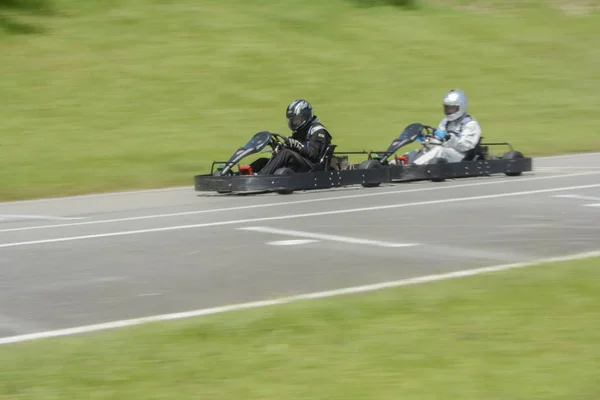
[1,153,599,342]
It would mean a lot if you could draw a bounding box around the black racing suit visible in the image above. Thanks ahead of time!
[255,116,333,175]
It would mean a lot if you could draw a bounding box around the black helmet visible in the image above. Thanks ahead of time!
[286,99,313,131]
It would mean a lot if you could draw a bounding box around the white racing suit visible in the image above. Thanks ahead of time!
[412,114,482,165]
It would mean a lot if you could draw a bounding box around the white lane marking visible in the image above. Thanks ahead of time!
[267,239,319,246]
[0,214,85,221]
[1,249,598,345]
[241,226,418,248]
[534,151,600,160]
[2,171,600,234]
[553,194,600,207]
[537,167,600,170]
[2,182,600,249]
[554,194,600,201]
[0,186,192,205]
[0,151,597,206]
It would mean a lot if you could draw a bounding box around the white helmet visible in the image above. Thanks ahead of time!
[443,89,468,121]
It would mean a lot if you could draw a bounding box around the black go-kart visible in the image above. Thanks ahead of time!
[357,122,533,182]
[193,130,389,195]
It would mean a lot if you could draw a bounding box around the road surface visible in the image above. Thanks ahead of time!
[1,153,599,341]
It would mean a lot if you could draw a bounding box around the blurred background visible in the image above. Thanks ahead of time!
[1,0,599,200]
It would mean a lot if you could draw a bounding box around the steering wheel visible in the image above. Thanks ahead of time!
[420,124,436,138]
[419,124,446,146]
[269,132,290,153]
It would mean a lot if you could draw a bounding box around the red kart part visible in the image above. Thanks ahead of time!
[239,165,254,175]
[395,155,409,165]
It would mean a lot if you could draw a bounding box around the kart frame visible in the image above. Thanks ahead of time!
[357,122,533,183]
[193,125,533,195]
[193,130,389,194]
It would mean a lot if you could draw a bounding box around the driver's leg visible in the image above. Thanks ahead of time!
[412,147,442,165]
[442,148,466,163]
[412,147,464,165]
[260,149,313,174]
[259,149,296,174]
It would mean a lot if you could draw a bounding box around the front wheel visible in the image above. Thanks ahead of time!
[274,167,295,194]
[358,159,382,188]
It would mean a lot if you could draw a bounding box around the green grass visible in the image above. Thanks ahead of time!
[1,0,599,200]
[1,256,599,399]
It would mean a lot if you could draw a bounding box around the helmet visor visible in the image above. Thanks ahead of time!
[288,115,306,131]
[444,105,459,116]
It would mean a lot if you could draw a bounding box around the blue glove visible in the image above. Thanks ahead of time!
[434,129,449,141]
[416,134,425,143]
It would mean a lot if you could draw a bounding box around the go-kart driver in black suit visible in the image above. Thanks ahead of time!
[251,99,333,175]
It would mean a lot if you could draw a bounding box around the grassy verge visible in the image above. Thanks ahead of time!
[1,256,599,399]
[1,0,599,200]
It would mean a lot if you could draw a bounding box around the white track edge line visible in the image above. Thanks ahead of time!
[1,249,598,346]
[2,182,600,249]
[2,170,600,234]
[1,151,598,205]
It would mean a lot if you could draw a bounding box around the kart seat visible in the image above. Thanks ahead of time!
[320,144,337,164]
[309,144,338,172]
[463,137,488,161]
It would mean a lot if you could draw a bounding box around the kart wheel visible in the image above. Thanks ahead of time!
[274,167,295,195]
[428,157,447,182]
[502,151,524,176]
[211,170,232,193]
[358,160,382,188]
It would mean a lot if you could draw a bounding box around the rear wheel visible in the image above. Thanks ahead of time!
[428,157,448,182]
[274,167,295,194]
[502,151,524,176]
[358,160,382,187]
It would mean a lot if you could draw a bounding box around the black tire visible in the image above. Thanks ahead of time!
[212,170,232,193]
[428,157,447,182]
[274,167,295,194]
[502,151,524,176]
[358,159,382,188]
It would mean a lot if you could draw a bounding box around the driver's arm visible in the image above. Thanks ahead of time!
[444,120,481,152]
[295,128,331,161]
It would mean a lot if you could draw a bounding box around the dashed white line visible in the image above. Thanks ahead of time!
[1,249,598,345]
[267,239,320,246]
[241,226,418,248]
[554,194,600,202]
[553,194,600,207]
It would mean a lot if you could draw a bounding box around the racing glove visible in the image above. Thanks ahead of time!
[434,129,450,141]
[287,138,305,152]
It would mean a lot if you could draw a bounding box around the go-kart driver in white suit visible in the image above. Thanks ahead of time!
[410,89,482,165]
[255,99,333,175]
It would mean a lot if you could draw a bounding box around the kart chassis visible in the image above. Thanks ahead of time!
[194,125,533,195]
